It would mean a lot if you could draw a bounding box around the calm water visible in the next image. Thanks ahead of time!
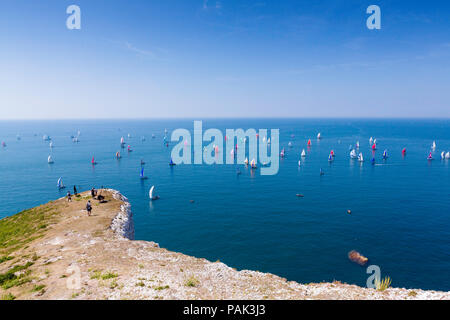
[0,119,449,291]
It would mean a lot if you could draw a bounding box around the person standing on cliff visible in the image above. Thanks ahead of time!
[86,200,92,216]
[67,191,72,202]
[73,185,78,196]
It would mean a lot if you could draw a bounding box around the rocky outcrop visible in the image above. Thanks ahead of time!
[108,189,135,240]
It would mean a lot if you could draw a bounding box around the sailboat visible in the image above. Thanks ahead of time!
[280,148,285,157]
[317,132,321,139]
[441,151,445,160]
[432,141,436,150]
[244,157,249,165]
[49,142,53,148]
[43,135,51,141]
[358,153,364,162]
[72,137,79,143]
[298,160,301,167]
[382,150,388,159]
[116,151,121,159]
[127,133,131,138]
[350,149,357,159]
[356,141,360,149]
[328,154,333,162]
[307,139,311,147]
[140,167,148,180]
[149,186,159,200]
[402,148,407,155]
[369,137,373,145]
[445,152,450,159]
[330,150,335,157]
[372,143,377,150]
[169,158,176,166]
[57,177,65,189]
[427,152,433,160]
[250,158,257,169]
[92,157,97,165]
[288,141,293,148]
[267,138,271,144]
[48,155,54,164]
[301,149,306,157]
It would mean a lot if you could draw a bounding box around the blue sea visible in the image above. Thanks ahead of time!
[0,119,449,291]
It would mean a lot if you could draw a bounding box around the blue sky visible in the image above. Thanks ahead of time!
[0,0,449,119]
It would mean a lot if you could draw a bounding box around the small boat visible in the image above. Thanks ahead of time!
[280,148,285,157]
[169,158,176,166]
[49,142,53,148]
[369,137,373,145]
[427,152,433,160]
[57,177,65,189]
[250,158,257,169]
[402,148,407,155]
[432,141,436,150]
[382,150,388,159]
[149,186,159,200]
[244,157,249,165]
[72,137,79,143]
[288,142,293,148]
[328,154,333,162]
[356,141,360,149]
[372,143,377,150]
[441,151,445,160]
[330,150,335,157]
[48,155,54,164]
[140,167,148,180]
[127,145,133,152]
[317,132,321,139]
[307,139,311,147]
[140,159,145,165]
[358,153,364,162]
[446,152,450,159]
[301,149,306,157]
[127,133,131,138]
[267,138,271,144]
[320,168,324,176]
[371,157,376,165]
[92,157,97,165]
[120,137,125,145]
[43,135,51,141]
[350,149,357,159]
[116,151,121,159]
[298,160,301,167]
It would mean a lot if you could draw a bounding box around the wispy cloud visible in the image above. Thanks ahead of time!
[124,42,155,58]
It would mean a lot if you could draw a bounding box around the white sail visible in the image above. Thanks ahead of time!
[432,141,436,149]
[446,152,450,159]
[149,186,155,200]
[48,155,53,163]
[350,149,357,159]
[301,149,306,157]
[120,137,125,144]
[268,138,271,144]
[317,132,321,139]
[441,152,445,160]
[244,157,249,165]
[356,141,360,148]
[369,137,373,144]
[358,153,364,162]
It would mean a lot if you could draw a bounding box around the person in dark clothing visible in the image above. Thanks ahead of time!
[86,200,92,216]
[73,185,78,196]
[91,187,96,199]
[67,191,72,202]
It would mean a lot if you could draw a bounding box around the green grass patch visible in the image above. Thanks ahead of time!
[184,276,199,288]
[0,293,16,300]
[0,204,60,256]
[0,256,13,264]
[0,262,34,289]
[31,284,46,292]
